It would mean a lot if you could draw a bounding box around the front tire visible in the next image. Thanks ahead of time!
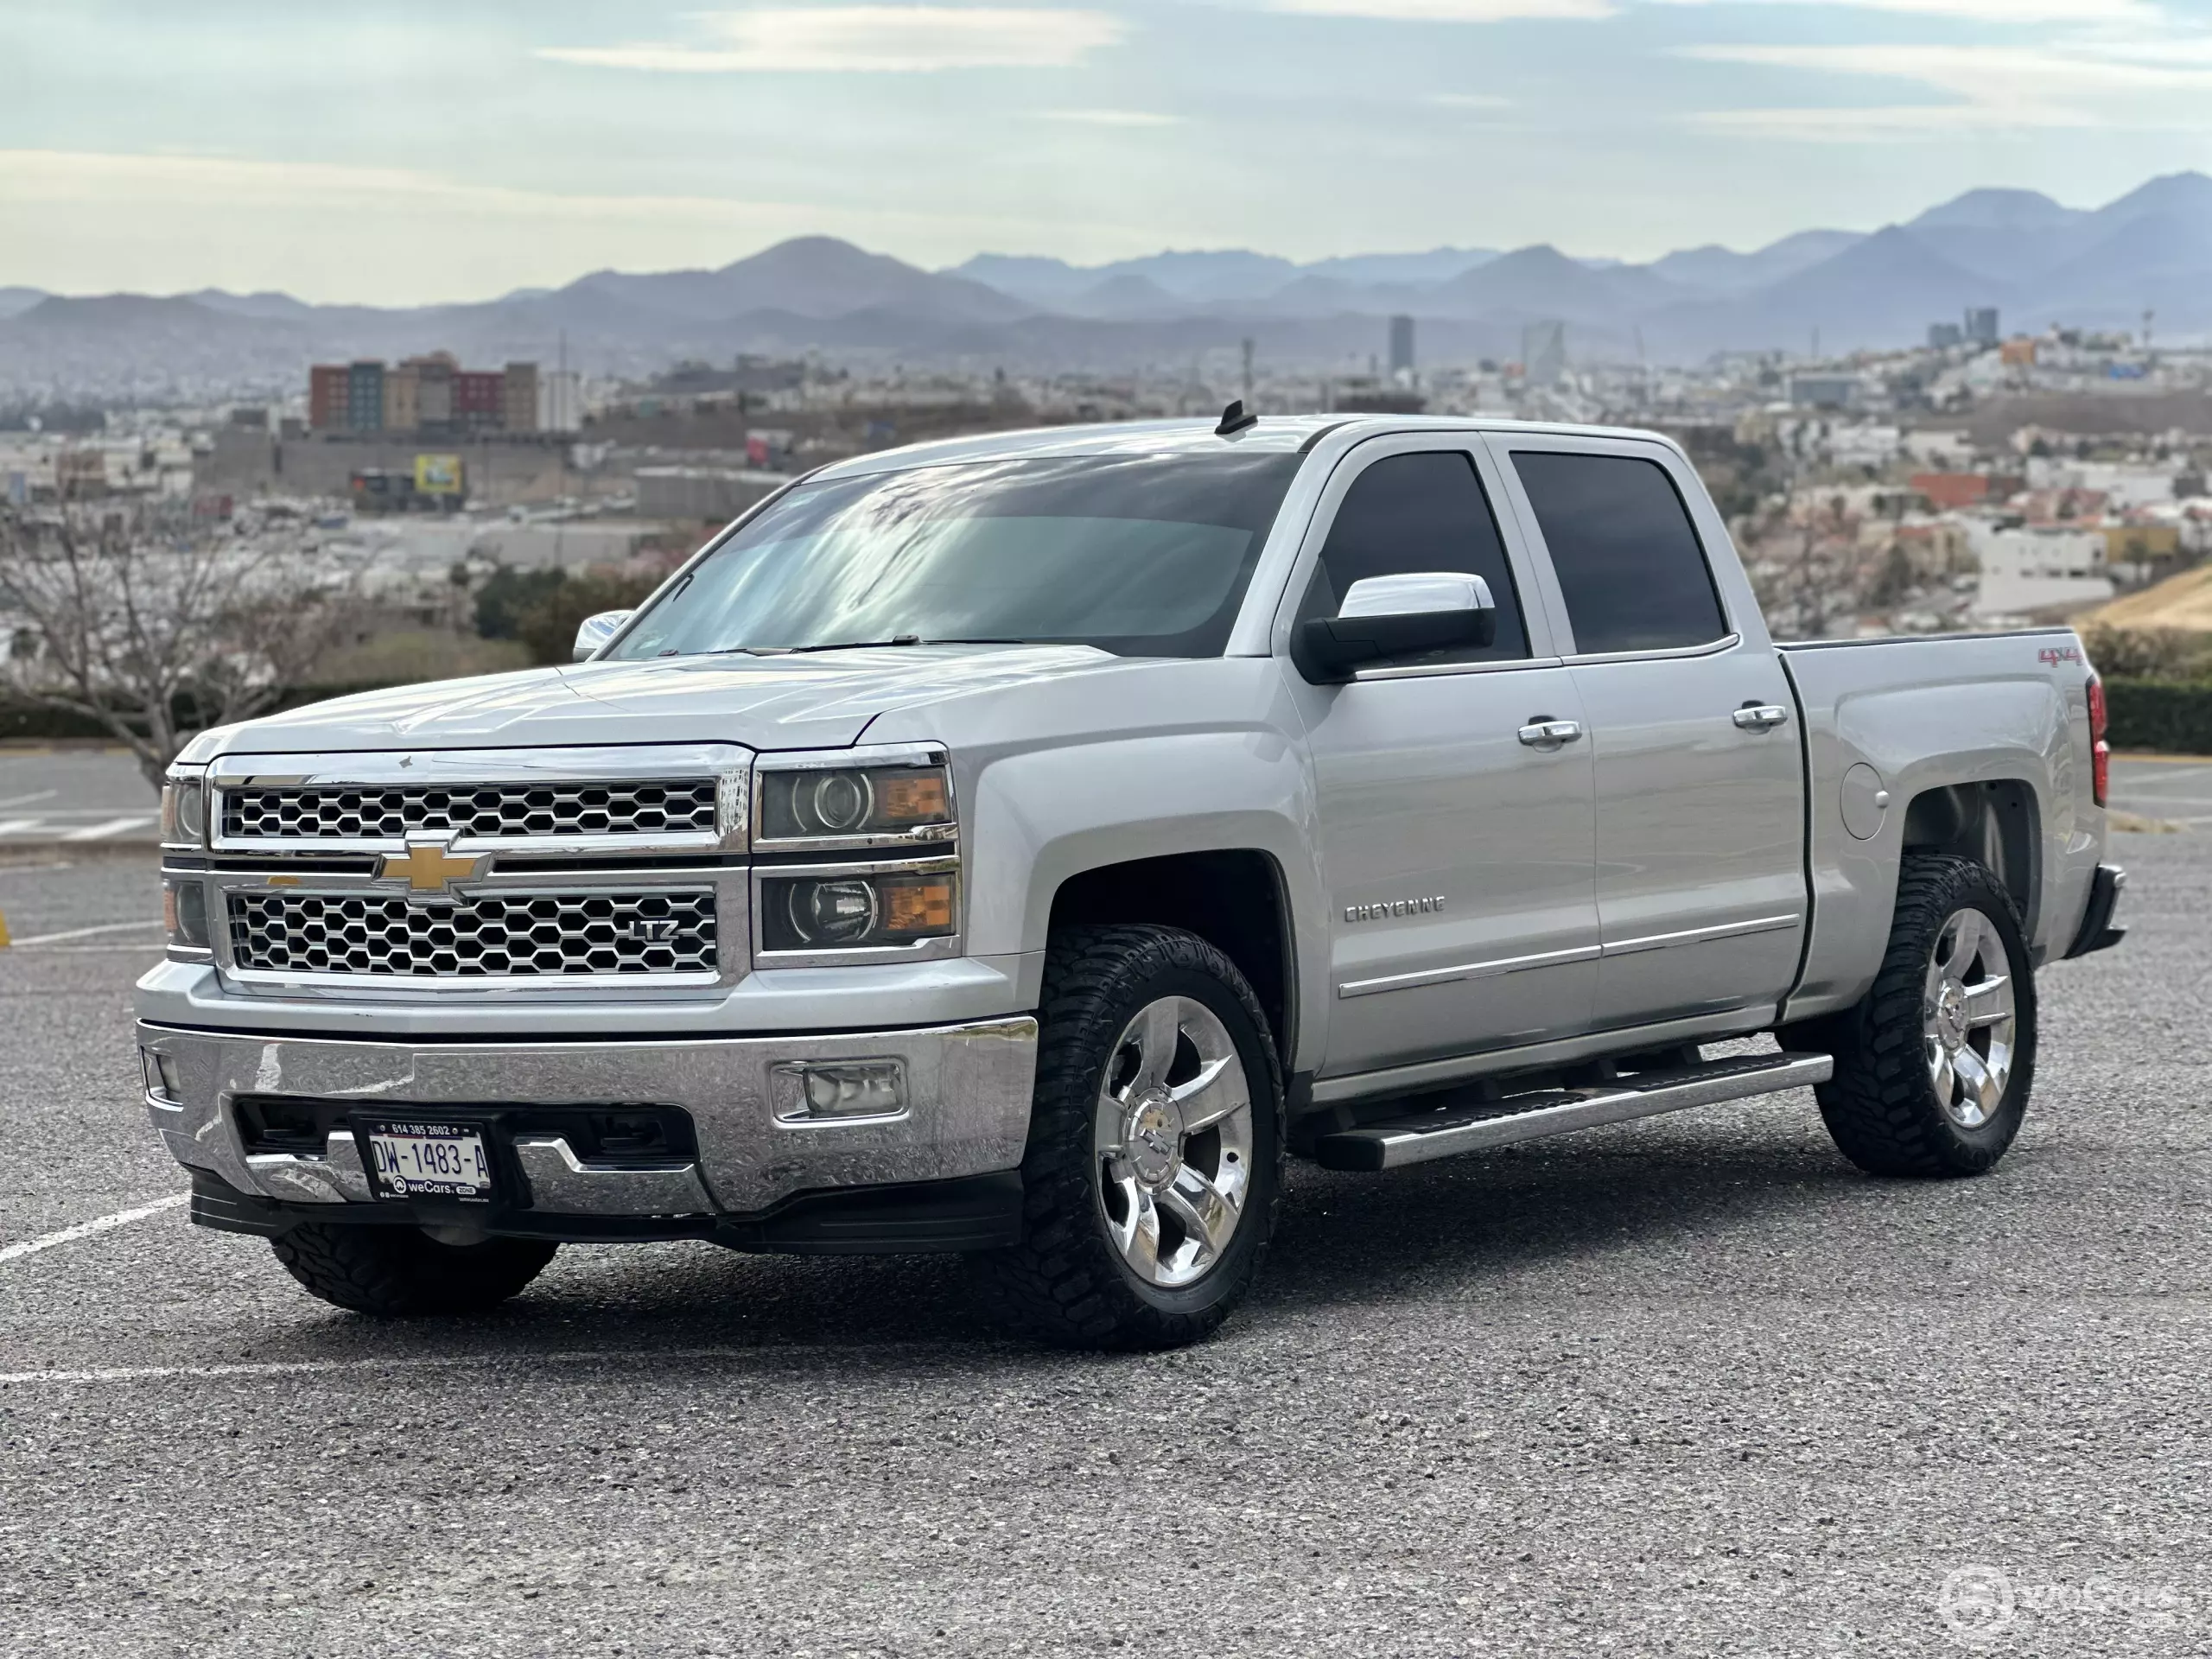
[973,925,1284,1351]
[1812,854,2037,1178]
[272,1224,558,1316]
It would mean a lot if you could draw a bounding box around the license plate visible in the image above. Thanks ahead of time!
[363,1120,494,1201]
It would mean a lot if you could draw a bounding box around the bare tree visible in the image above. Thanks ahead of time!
[1,500,357,790]
[1759,527,1851,639]
[1743,499,1859,641]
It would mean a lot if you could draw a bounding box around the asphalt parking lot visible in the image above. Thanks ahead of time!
[0,748,161,848]
[0,820,2205,1656]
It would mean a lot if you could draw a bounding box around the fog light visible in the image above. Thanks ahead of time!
[141,1048,182,1103]
[770,1058,907,1123]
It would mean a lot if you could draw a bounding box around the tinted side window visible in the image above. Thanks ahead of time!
[1510,452,1726,655]
[1298,450,1528,665]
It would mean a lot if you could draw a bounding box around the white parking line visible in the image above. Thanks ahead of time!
[0,791,57,810]
[0,820,43,838]
[5,918,163,946]
[0,1344,776,1388]
[60,816,155,842]
[10,943,172,954]
[0,1192,188,1268]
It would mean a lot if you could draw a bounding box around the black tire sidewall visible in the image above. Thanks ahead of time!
[273,1224,556,1315]
[1820,855,2038,1176]
[983,923,1287,1347]
[1071,954,1281,1316]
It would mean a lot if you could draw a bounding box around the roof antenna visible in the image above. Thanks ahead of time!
[1215,398,1259,436]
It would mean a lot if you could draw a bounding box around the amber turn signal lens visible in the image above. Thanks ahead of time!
[877,772,950,824]
[883,877,954,934]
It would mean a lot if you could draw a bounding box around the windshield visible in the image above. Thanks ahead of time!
[607,450,1304,660]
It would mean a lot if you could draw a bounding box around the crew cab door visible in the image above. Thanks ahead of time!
[1281,437,1600,1080]
[1486,434,1806,1030]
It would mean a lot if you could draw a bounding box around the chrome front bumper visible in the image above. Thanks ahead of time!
[137,1016,1039,1224]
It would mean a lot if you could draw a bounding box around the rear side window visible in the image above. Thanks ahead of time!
[1510,452,1726,655]
[1297,450,1529,666]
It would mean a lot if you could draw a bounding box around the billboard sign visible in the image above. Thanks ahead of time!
[414,453,464,496]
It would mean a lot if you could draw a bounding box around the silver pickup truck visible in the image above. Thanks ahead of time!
[138,412,2126,1349]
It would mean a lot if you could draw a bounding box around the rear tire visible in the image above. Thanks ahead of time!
[1811,854,2037,1179]
[972,925,1284,1351]
[272,1224,558,1316]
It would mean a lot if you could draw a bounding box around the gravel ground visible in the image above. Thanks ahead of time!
[0,834,2204,1657]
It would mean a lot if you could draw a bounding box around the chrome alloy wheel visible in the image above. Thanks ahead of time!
[1092,995,1255,1288]
[1923,906,2017,1129]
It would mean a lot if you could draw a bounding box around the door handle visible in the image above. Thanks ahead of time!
[1518,718,1585,747]
[1732,704,1790,732]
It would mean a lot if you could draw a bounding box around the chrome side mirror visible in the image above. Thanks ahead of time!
[572,609,632,663]
[1293,572,1497,683]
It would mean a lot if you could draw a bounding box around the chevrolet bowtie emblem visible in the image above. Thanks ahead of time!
[380,841,483,894]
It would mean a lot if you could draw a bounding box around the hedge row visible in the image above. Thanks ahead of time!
[2104,678,2212,756]
[0,685,394,745]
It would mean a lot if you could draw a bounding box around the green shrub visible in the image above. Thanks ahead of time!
[0,684,397,745]
[2104,679,2212,755]
[2081,626,2212,683]
[515,569,664,665]
[474,565,569,641]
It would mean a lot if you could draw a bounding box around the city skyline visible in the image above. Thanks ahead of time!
[4,1,2210,305]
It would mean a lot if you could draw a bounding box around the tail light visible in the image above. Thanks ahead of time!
[2086,674,2109,809]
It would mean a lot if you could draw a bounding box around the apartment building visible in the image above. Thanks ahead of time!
[305,353,540,435]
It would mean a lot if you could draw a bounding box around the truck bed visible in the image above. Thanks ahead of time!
[1777,626,2102,1020]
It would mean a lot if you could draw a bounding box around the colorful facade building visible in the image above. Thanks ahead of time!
[306,354,539,435]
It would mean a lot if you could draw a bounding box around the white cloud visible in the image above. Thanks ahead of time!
[1427,91,1517,105]
[1033,108,1186,126]
[1261,0,1617,22]
[1681,42,2212,138]
[0,149,761,221]
[1689,102,2088,137]
[2073,32,2212,64]
[538,7,1126,74]
[1653,0,2163,22]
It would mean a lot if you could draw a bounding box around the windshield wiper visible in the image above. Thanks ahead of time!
[777,634,925,654]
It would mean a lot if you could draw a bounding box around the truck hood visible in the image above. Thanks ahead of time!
[206,645,1121,757]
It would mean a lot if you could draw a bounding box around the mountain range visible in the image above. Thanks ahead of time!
[3,172,2207,401]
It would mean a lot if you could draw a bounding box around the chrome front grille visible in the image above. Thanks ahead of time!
[220,780,720,842]
[226,890,718,979]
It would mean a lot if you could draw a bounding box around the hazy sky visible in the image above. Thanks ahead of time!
[4,0,2210,303]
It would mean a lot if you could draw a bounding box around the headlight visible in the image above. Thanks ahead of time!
[159,776,207,848]
[162,877,212,956]
[758,761,953,848]
[760,868,957,951]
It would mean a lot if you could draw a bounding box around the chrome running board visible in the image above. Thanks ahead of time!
[1310,1052,1834,1173]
